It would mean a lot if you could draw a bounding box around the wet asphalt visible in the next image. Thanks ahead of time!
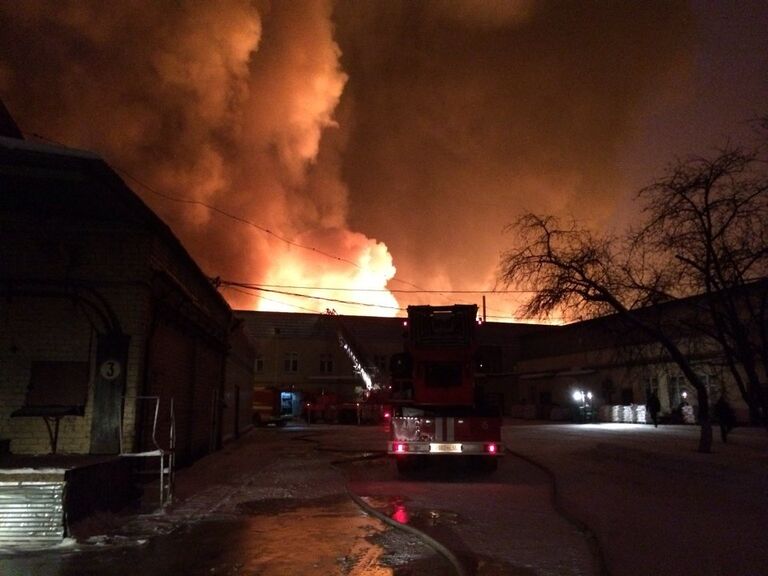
[0,424,434,576]
[0,423,596,576]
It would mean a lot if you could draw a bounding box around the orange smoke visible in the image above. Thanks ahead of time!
[0,1,701,320]
[0,0,401,315]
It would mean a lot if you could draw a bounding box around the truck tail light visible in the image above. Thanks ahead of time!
[394,442,408,453]
[486,443,498,455]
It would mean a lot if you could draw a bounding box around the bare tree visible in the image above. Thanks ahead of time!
[500,118,768,450]
[500,214,716,452]
[637,144,768,426]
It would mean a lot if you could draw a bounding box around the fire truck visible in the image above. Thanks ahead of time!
[387,304,502,473]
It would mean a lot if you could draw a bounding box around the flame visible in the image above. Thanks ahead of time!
[0,1,697,325]
[254,228,399,316]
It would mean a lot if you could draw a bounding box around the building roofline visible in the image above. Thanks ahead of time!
[1,135,232,318]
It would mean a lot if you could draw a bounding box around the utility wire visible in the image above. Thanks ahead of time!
[227,283,550,321]
[219,279,530,317]
[111,166,429,291]
[113,167,369,268]
[231,284,406,312]
[224,285,322,314]
[225,283,545,321]
[219,280,536,294]
[28,131,516,300]
[26,130,426,291]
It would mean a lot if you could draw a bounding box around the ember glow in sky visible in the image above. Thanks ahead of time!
[1,1,766,319]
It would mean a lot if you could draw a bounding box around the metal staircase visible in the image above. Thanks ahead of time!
[121,396,175,507]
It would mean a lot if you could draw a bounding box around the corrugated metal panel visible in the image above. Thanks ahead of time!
[0,482,65,544]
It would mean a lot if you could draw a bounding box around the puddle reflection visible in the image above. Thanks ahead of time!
[1,500,397,576]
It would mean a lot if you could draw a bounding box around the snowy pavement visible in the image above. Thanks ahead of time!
[2,421,765,576]
[502,421,768,576]
[129,420,767,576]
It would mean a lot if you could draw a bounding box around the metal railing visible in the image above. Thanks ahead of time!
[121,396,175,507]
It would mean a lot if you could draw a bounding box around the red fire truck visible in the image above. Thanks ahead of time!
[387,304,502,473]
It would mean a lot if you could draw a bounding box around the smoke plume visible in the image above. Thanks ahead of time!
[0,0,397,315]
[332,0,694,318]
[0,1,694,319]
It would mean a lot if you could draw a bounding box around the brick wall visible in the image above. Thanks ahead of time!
[191,343,222,458]
[222,325,255,442]
[2,150,231,463]
[0,297,94,454]
[143,317,227,465]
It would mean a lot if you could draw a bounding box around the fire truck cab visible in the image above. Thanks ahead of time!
[387,305,502,473]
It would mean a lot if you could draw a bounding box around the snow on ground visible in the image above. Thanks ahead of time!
[502,421,768,576]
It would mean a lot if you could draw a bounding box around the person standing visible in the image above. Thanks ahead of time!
[715,396,736,443]
[647,391,661,428]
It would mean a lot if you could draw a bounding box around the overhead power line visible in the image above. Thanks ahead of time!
[218,279,537,318]
[113,168,368,267]
[227,283,406,312]
[222,282,550,321]
[225,285,322,314]
[29,131,520,300]
[109,166,427,291]
[220,281,536,294]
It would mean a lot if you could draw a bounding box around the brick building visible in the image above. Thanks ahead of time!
[237,304,759,425]
[236,311,405,415]
[0,128,251,466]
[236,309,543,418]
[512,297,763,423]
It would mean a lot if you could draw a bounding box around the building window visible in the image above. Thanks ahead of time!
[255,355,264,373]
[668,374,685,407]
[320,353,334,374]
[668,373,716,407]
[700,373,719,398]
[284,352,298,373]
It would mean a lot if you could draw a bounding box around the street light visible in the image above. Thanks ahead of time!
[572,388,593,423]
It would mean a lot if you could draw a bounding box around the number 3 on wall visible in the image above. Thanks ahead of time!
[99,360,122,381]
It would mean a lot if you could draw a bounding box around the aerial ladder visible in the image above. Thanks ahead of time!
[305,310,387,424]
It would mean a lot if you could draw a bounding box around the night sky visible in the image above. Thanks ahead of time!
[1,1,766,319]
